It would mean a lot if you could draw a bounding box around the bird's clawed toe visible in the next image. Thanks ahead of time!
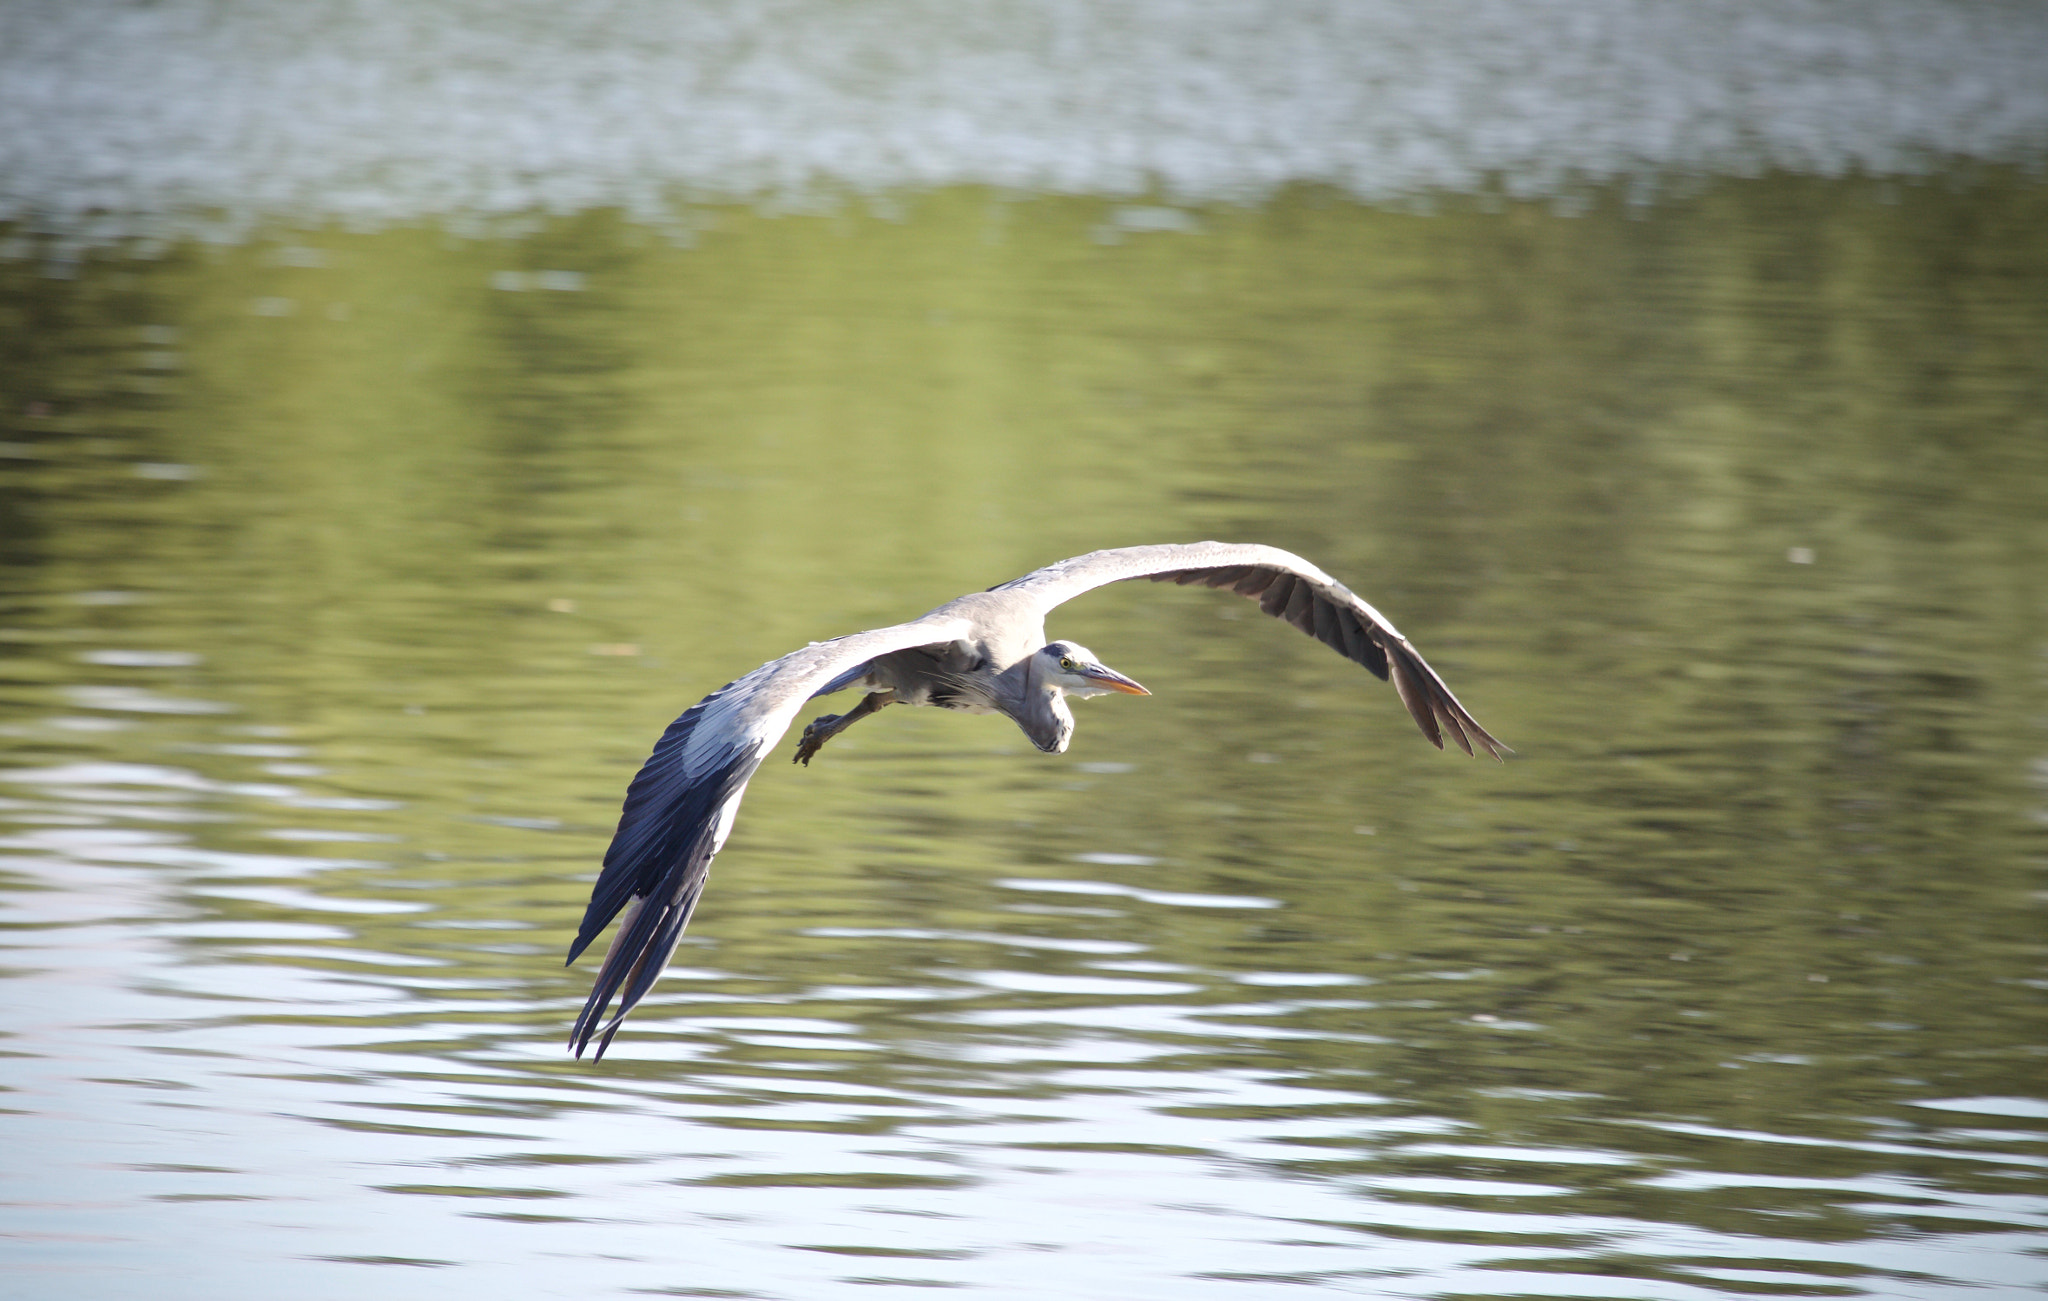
[794,714,840,766]
[795,691,893,766]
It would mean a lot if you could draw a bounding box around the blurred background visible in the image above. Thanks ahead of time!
[2,3,2045,1297]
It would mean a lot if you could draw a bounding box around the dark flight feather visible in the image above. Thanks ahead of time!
[568,678,768,1058]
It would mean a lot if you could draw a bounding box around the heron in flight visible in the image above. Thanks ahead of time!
[567,542,1505,1057]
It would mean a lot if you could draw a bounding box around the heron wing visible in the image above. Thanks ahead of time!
[992,542,1506,760]
[567,612,975,1058]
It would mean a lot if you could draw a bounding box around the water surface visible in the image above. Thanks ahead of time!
[2,177,2045,1297]
[7,0,2048,240]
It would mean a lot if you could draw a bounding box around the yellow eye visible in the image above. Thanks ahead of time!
[1059,656,1075,671]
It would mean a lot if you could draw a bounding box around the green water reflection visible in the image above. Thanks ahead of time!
[1,176,2045,1297]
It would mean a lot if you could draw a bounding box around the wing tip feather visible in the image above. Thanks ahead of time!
[1438,703,1475,757]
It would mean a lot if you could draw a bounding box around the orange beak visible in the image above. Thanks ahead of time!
[1080,664,1150,695]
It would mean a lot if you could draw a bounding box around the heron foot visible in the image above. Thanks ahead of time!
[794,714,841,766]
[793,690,894,767]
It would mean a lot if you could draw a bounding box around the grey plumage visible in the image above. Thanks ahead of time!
[567,542,1505,1058]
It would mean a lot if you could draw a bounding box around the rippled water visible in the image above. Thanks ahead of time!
[4,175,2047,1297]
[6,0,2048,242]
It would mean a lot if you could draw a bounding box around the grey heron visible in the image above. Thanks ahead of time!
[568,542,1505,1058]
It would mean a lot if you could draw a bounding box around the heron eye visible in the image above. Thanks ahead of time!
[1058,656,1074,671]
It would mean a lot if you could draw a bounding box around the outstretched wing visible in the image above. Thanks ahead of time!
[568,613,974,1059]
[993,542,1506,760]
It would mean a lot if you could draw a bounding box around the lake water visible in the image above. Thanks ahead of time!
[4,7,2048,1298]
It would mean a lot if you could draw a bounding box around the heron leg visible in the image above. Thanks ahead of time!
[794,690,895,766]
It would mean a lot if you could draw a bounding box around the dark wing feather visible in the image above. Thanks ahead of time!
[566,683,764,1059]
[568,614,973,1059]
[994,542,1506,760]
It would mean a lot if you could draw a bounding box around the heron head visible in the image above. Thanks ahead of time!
[1035,641,1150,700]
